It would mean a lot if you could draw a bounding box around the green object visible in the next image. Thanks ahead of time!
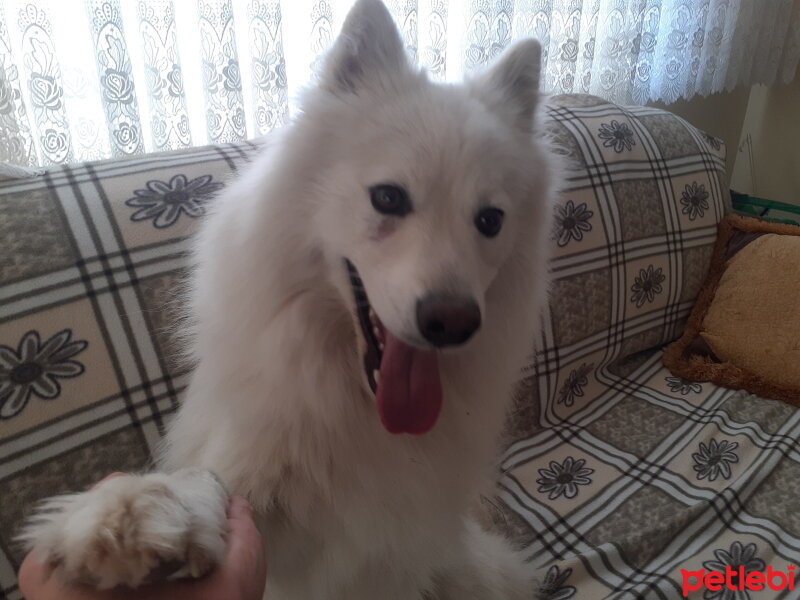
[730,191,800,226]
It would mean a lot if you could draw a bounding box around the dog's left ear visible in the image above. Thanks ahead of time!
[468,39,542,133]
[321,0,411,95]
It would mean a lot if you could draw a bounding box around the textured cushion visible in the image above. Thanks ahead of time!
[704,235,800,388]
[664,215,800,404]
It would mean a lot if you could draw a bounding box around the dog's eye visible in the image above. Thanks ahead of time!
[475,207,504,238]
[369,184,412,216]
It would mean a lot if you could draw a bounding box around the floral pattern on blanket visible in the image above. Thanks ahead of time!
[0,330,87,419]
[125,173,224,228]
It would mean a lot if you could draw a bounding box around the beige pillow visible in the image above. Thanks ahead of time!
[664,215,800,405]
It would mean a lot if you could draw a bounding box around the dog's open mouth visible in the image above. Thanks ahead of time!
[346,259,442,435]
[346,259,385,394]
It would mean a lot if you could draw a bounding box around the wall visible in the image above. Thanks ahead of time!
[729,77,800,205]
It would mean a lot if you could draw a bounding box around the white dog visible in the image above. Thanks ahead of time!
[21,1,558,597]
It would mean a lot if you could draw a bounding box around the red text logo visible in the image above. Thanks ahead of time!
[681,565,796,596]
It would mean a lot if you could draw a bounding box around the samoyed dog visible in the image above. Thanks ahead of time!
[21,0,558,597]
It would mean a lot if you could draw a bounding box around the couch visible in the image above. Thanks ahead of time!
[1,95,798,599]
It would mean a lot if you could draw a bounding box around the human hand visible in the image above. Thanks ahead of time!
[19,483,266,600]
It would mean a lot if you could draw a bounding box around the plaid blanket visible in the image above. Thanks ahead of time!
[1,95,798,600]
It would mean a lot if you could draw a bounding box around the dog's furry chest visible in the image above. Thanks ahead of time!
[257,438,480,599]
[240,381,504,599]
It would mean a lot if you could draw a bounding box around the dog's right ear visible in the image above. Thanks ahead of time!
[321,0,410,95]
[468,39,542,133]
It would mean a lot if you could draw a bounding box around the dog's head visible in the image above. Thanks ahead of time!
[297,0,551,434]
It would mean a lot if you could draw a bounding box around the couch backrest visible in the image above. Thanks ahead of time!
[544,93,727,354]
[511,94,727,436]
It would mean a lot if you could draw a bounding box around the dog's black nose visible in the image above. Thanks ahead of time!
[416,294,481,347]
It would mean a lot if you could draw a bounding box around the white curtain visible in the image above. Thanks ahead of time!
[1,0,798,167]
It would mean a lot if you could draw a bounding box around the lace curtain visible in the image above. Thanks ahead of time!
[1,0,798,167]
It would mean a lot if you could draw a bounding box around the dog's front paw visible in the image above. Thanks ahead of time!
[19,469,228,589]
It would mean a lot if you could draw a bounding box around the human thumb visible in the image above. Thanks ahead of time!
[223,496,266,600]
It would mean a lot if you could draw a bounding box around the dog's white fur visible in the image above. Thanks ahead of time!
[20,1,558,597]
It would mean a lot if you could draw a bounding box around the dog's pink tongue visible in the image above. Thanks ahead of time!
[376,330,442,435]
